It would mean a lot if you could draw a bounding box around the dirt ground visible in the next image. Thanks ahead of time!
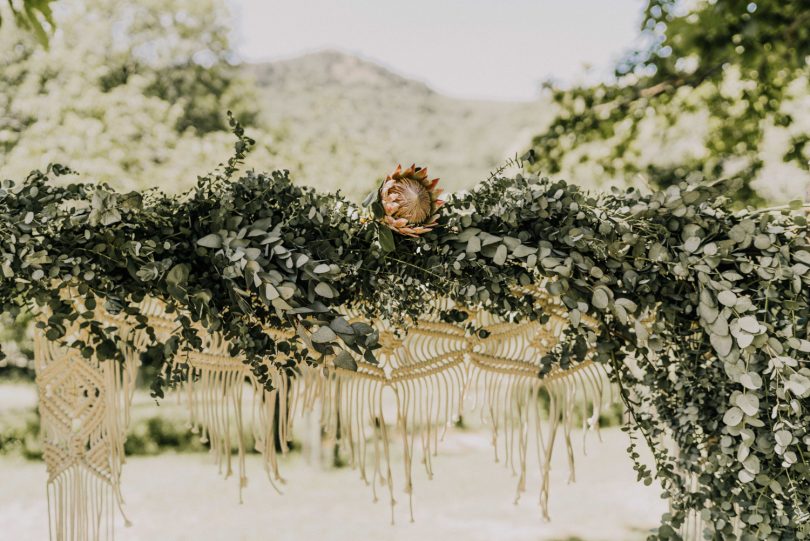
[0,425,665,541]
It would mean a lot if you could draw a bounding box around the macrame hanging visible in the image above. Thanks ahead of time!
[35,290,613,541]
[34,322,138,540]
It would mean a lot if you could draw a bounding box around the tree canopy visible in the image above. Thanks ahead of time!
[0,0,261,192]
[527,0,810,205]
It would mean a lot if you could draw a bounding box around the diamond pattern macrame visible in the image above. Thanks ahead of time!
[35,292,612,540]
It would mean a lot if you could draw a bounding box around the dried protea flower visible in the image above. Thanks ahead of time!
[379,164,444,237]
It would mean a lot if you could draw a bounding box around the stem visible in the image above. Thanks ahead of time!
[748,203,810,216]
[607,349,668,482]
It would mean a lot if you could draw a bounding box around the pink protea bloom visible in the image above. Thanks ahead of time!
[379,164,444,237]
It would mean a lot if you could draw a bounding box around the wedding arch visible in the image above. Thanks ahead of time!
[2,118,808,540]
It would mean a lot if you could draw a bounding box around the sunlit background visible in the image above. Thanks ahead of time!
[233,0,646,100]
[1,1,808,539]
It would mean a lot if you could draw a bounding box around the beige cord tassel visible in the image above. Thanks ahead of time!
[35,288,616,540]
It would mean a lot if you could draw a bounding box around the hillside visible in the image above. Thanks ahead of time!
[243,51,549,199]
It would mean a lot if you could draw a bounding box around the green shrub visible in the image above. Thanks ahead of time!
[0,408,41,459]
[0,408,263,459]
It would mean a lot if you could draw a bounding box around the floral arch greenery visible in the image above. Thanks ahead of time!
[2,118,809,540]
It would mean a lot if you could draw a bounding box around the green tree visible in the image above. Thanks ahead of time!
[0,0,263,191]
[527,0,810,205]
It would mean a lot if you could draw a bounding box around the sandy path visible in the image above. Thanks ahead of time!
[0,427,665,540]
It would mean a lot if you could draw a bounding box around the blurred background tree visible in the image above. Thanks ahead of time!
[0,0,265,192]
[526,0,810,205]
[0,0,548,199]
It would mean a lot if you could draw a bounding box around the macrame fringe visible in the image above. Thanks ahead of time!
[35,292,618,540]
[173,359,611,525]
[35,324,138,541]
[168,296,613,524]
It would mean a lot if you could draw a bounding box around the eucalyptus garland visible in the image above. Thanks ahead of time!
[1,117,809,539]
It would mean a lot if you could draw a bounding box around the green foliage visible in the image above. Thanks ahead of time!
[0,407,247,458]
[0,408,41,459]
[528,0,810,205]
[0,310,34,378]
[92,0,258,135]
[143,62,258,134]
[0,0,262,190]
[2,118,809,537]
[0,0,56,46]
[0,0,269,378]
[124,416,210,456]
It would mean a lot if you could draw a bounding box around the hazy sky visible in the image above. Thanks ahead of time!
[231,0,646,102]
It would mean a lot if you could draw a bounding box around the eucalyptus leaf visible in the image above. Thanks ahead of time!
[311,326,337,344]
[592,288,609,310]
[197,234,222,249]
[315,282,335,298]
[723,407,744,427]
[333,350,358,371]
[717,290,737,307]
[493,244,507,266]
[378,225,395,253]
[736,394,759,416]
[166,264,189,287]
